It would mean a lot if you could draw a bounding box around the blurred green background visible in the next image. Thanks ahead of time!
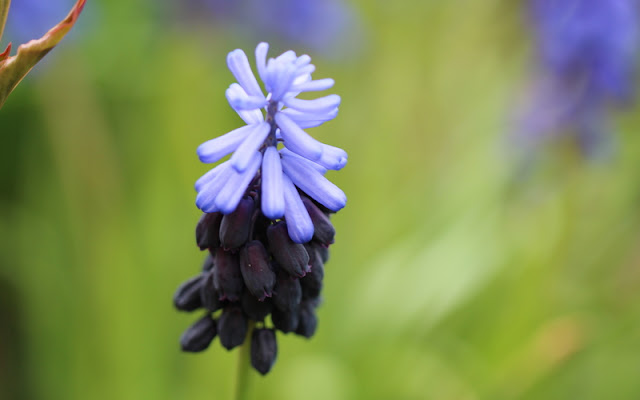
[2,1,640,399]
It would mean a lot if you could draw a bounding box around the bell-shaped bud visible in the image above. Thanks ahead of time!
[267,221,310,277]
[220,196,255,251]
[240,240,276,300]
[271,307,299,333]
[180,314,217,352]
[295,301,318,338]
[317,244,329,263]
[241,291,272,321]
[301,243,325,299]
[213,248,244,302]
[201,253,215,272]
[302,197,335,245]
[200,270,222,312]
[251,328,278,375]
[173,275,204,312]
[218,306,248,350]
[272,273,302,312]
[196,212,223,250]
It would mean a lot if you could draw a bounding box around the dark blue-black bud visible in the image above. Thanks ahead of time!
[302,197,335,245]
[173,275,204,312]
[200,270,222,312]
[271,307,299,333]
[196,212,223,250]
[240,240,276,300]
[301,243,325,299]
[218,306,248,350]
[267,221,310,277]
[180,314,217,352]
[272,272,302,312]
[201,253,214,272]
[251,328,278,375]
[241,291,272,321]
[213,248,244,302]
[295,300,318,338]
[220,196,255,251]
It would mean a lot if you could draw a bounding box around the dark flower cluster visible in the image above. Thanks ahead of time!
[174,190,334,375]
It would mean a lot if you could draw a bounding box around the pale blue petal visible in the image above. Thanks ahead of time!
[316,144,348,170]
[291,78,335,92]
[197,124,254,163]
[214,152,262,214]
[195,162,234,212]
[281,148,327,174]
[255,42,269,84]
[227,49,264,98]
[230,122,270,172]
[282,174,314,244]
[281,107,338,128]
[237,109,264,125]
[275,113,323,161]
[282,156,347,212]
[261,147,285,219]
[283,94,341,114]
[226,84,267,110]
[294,54,311,67]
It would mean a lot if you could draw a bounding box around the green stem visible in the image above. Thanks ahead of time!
[0,0,10,42]
[234,321,255,400]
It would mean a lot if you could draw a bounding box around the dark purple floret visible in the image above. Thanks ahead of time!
[200,270,222,312]
[180,314,217,352]
[220,196,255,251]
[295,300,318,338]
[267,221,310,277]
[250,328,278,375]
[302,197,335,245]
[218,307,249,350]
[240,240,276,300]
[196,212,223,250]
[213,248,244,302]
[201,253,215,272]
[271,307,299,333]
[173,275,204,312]
[272,272,302,312]
[241,291,273,321]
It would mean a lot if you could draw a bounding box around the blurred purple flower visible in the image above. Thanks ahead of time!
[177,0,364,57]
[514,0,639,156]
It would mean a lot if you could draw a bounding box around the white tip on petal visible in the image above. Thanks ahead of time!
[230,122,270,172]
[275,113,323,161]
[261,147,285,219]
[282,174,314,243]
[227,49,265,99]
[197,124,255,164]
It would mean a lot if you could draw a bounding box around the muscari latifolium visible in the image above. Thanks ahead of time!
[173,43,347,375]
[0,0,85,108]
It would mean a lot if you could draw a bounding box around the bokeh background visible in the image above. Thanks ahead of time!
[2,1,640,399]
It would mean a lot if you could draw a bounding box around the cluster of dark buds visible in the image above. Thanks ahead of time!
[173,43,346,375]
[174,191,334,374]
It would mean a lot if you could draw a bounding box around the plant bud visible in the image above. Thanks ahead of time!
[201,253,214,272]
[251,328,278,375]
[240,240,276,300]
[271,307,299,333]
[180,314,217,352]
[267,221,310,277]
[196,212,222,250]
[218,307,248,350]
[219,196,255,251]
[295,301,318,338]
[173,275,204,312]
[302,197,335,245]
[273,273,302,312]
[241,291,272,321]
[200,270,222,312]
[213,248,244,302]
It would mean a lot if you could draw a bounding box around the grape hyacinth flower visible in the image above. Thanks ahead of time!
[514,0,639,157]
[173,43,346,375]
